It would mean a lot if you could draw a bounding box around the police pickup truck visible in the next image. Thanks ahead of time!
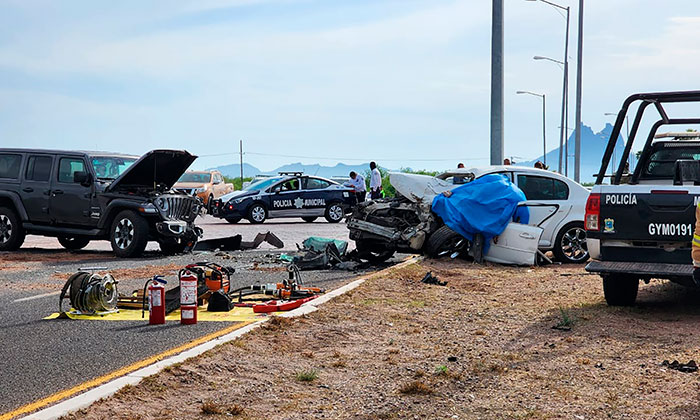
[585,91,700,306]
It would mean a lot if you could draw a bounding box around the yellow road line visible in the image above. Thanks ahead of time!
[0,321,252,420]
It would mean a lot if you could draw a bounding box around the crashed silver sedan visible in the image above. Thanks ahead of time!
[347,166,590,264]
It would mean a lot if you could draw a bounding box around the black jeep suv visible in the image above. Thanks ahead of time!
[0,149,202,257]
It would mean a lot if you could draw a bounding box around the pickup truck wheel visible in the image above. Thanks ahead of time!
[0,207,25,251]
[207,195,214,213]
[57,236,91,250]
[226,217,241,224]
[425,225,467,258]
[110,210,149,258]
[302,217,317,223]
[602,275,639,306]
[324,203,345,223]
[248,204,267,224]
[553,222,589,264]
[355,239,395,263]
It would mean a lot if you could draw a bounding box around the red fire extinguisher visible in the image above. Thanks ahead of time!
[179,269,198,325]
[142,275,167,325]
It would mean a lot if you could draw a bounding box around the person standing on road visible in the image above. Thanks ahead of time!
[369,162,382,199]
[344,171,366,203]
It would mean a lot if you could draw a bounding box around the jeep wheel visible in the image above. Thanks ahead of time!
[553,222,589,264]
[159,238,187,255]
[226,217,241,224]
[0,207,25,251]
[602,275,639,306]
[324,203,345,223]
[248,204,267,224]
[355,239,394,263]
[110,210,149,258]
[57,236,91,250]
[425,225,467,258]
[302,217,317,223]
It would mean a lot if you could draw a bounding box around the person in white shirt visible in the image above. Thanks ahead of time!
[343,171,366,203]
[369,161,382,199]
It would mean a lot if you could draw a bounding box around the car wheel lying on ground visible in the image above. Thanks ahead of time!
[355,239,395,263]
[57,236,91,250]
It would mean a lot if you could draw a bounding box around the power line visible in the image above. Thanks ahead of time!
[196,151,492,162]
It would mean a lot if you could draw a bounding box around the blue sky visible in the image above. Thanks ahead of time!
[1,0,698,171]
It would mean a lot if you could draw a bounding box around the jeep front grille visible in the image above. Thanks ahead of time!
[164,196,198,221]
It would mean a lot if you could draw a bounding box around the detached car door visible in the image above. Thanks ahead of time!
[515,173,572,247]
[50,156,96,227]
[268,177,303,217]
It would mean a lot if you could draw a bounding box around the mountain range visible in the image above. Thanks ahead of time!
[518,122,627,183]
[210,162,372,179]
[209,123,626,184]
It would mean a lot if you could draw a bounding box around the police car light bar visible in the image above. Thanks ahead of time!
[278,171,304,176]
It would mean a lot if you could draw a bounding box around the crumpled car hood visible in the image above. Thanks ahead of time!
[106,150,197,193]
[389,172,455,203]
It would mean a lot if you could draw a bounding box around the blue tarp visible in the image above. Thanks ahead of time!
[431,174,529,249]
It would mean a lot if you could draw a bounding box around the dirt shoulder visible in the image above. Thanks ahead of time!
[62,260,700,420]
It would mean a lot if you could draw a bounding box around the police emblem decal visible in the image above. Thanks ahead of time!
[604,218,615,233]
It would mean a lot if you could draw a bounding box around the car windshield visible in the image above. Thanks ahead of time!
[178,172,211,183]
[91,156,137,179]
[244,177,282,191]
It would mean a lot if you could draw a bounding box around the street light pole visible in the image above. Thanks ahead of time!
[528,0,569,176]
[573,0,584,182]
[516,90,546,166]
[491,0,505,165]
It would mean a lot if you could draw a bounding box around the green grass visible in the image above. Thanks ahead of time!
[295,369,319,382]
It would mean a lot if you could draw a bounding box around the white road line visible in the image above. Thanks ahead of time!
[13,291,60,303]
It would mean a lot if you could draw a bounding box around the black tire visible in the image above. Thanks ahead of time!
[602,275,639,306]
[424,225,468,258]
[302,217,317,223]
[109,210,149,258]
[0,206,25,251]
[355,240,395,263]
[553,222,589,264]
[57,236,91,250]
[159,238,187,255]
[226,217,241,224]
[207,194,214,213]
[248,203,267,224]
[324,202,345,223]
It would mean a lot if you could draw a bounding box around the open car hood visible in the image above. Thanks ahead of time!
[106,149,197,192]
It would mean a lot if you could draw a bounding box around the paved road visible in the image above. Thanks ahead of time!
[21,215,355,252]
[0,217,381,416]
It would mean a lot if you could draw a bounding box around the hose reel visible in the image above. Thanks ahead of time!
[59,269,119,315]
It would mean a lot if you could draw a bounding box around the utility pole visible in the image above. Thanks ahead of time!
[490,0,504,166]
[573,0,584,182]
[239,139,243,182]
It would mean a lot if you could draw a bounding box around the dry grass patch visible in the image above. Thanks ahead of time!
[398,381,433,395]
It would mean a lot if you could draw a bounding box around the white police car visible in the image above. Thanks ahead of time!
[212,172,357,224]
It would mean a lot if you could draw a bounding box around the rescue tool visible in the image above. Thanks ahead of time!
[59,268,119,316]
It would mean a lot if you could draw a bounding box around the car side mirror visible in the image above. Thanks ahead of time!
[74,171,92,186]
[213,179,221,185]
